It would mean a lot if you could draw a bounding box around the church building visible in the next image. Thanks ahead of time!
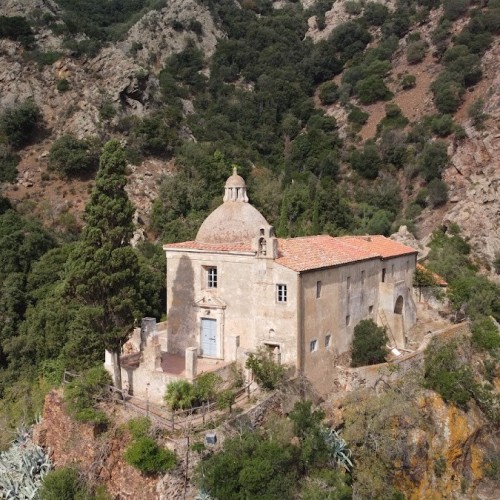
[163,169,418,392]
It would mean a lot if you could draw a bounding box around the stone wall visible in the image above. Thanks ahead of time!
[333,322,470,392]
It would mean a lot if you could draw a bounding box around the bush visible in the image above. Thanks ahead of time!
[0,99,42,148]
[246,347,285,390]
[472,317,500,353]
[351,319,388,367]
[344,1,363,15]
[347,106,369,126]
[356,75,392,104]
[363,2,389,26]
[128,417,152,439]
[124,436,177,475]
[423,338,473,407]
[64,366,111,423]
[318,81,339,105]
[56,79,70,92]
[401,73,416,90]
[406,40,427,64]
[468,98,488,129]
[427,178,448,207]
[418,141,448,181]
[40,467,89,500]
[0,15,34,47]
[193,372,222,404]
[349,142,380,179]
[0,143,20,182]
[48,134,99,176]
[428,114,455,137]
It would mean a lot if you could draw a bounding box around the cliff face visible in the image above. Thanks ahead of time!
[34,390,196,499]
[443,40,500,271]
[34,391,160,498]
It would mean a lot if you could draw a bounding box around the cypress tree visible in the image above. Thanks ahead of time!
[65,140,145,390]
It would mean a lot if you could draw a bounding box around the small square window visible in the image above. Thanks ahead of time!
[316,281,322,298]
[346,315,350,326]
[325,335,331,348]
[369,305,373,314]
[310,339,318,352]
[207,267,217,288]
[382,268,386,282]
[277,284,287,303]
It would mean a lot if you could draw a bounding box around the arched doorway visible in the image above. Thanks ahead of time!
[394,295,404,314]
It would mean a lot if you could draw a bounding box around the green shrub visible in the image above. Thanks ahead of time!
[423,339,473,407]
[468,98,488,129]
[472,317,500,353]
[427,178,448,207]
[318,81,339,105]
[401,73,416,90]
[347,106,369,126]
[344,1,363,15]
[56,79,70,92]
[128,417,152,439]
[193,372,222,404]
[378,103,408,132]
[124,436,176,475]
[406,40,427,64]
[64,366,111,422]
[0,99,42,148]
[27,50,62,66]
[246,347,285,390]
[428,114,455,137]
[0,15,34,47]
[40,467,89,500]
[356,75,392,104]
[0,143,20,182]
[48,134,99,176]
[443,0,470,20]
[418,141,448,181]
[216,389,236,411]
[351,319,388,367]
[363,2,389,26]
[349,142,381,180]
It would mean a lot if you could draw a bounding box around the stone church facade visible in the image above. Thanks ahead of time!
[163,170,418,393]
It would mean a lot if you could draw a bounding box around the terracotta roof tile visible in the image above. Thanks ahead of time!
[164,241,253,253]
[165,235,418,272]
[275,235,379,272]
[337,236,418,259]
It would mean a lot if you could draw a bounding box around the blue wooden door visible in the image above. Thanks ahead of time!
[201,318,217,357]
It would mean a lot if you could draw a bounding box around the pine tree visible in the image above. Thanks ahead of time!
[65,140,145,390]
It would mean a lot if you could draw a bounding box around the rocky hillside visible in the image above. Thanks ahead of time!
[0,0,498,273]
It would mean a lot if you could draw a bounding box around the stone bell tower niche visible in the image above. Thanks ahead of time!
[252,225,278,259]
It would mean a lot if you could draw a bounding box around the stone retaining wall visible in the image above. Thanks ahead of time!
[334,322,470,392]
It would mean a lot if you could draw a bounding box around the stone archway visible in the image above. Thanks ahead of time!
[394,295,404,315]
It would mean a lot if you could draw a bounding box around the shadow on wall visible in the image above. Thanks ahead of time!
[168,255,196,353]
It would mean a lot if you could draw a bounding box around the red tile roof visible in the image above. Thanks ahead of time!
[164,241,253,253]
[164,235,417,272]
[275,235,379,272]
[337,236,418,259]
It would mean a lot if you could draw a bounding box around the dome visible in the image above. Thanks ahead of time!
[196,202,269,244]
[225,171,246,188]
[195,169,269,245]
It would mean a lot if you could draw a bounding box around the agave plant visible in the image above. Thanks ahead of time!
[0,423,52,499]
[321,427,353,471]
